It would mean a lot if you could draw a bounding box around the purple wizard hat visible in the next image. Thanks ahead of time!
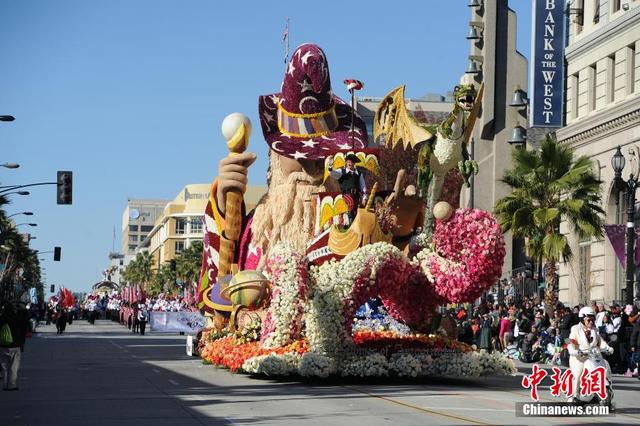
[258,43,368,160]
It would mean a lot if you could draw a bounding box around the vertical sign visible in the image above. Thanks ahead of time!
[530,0,566,127]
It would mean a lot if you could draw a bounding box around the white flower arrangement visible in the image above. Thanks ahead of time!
[261,243,308,348]
[389,353,422,377]
[242,353,301,376]
[340,353,389,377]
[298,352,337,378]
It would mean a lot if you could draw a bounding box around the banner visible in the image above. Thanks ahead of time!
[604,224,640,267]
[530,0,565,127]
[149,311,206,334]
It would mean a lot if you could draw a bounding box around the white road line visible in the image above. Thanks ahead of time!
[152,369,160,374]
[168,379,179,386]
[109,341,123,350]
[224,417,239,426]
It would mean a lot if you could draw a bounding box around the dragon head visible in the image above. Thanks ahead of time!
[454,84,477,112]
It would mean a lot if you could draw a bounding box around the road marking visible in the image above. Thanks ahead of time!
[224,417,239,426]
[152,369,160,374]
[109,341,123,350]
[168,379,179,386]
[343,385,490,425]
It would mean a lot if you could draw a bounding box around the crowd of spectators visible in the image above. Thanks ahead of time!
[440,278,640,378]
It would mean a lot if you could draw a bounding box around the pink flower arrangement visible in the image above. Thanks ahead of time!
[424,208,506,303]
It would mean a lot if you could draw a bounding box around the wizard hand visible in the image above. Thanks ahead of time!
[325,154,334,170]
[216,152,257,214]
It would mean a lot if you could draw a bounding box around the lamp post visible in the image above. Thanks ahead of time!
[16,223,38,228]
[3,191,29,197]
[0,115,15,122]
[7,212,34,218]
[612,145,637,306]
[1,163,19,169]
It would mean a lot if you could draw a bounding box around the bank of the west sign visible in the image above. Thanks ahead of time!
[530,0,566,127]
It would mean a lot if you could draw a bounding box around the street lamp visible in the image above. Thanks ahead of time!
[0,115,15,122]
[612,145,638,306]
[1,163,19,169]
[16,223,37,227]
[3,191,29,197]
[7,212,34,218]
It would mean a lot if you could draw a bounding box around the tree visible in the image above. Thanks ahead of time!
[494,135,604,314]
[175,241,203,288]
[121,251,153,290]
[0,195,42,305]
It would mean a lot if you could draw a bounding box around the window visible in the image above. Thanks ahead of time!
[139,234,147,241]
[593,0,600,23]
[129,235,137,242]
[575,0,584,33]
[628,44,636,95]
[128,245,136,251]
[129,225,138,232]
[588,64,596,112]
[613,0,621,12]
[578,237,591,303]
[141,225,154,232]
[175,219,186,234]
[175,241,185,254]
[190,217,203,234]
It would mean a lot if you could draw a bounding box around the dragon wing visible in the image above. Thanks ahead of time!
[373,85,433,150]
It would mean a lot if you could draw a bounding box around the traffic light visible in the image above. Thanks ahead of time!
[50,284,55,293]
[56,171,73,205]
[54,246,61,261]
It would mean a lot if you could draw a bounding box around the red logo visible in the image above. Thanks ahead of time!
[521,364,547,401]
[580,366,607,400]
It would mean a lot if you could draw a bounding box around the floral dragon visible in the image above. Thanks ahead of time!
[373,82,484,237]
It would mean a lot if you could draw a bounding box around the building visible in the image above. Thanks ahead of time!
[121,199,170,255]
[556,1,640,306]
[460,0,528,279]
[139,183,267,270]
[356,93,454,144]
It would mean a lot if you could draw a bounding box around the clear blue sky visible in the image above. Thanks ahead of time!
[1,0,531,293]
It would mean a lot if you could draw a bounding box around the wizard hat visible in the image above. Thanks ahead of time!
[258,43,368,160]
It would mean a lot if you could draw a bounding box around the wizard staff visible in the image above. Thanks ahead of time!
[344,79,364,149]
[218,113,252,278]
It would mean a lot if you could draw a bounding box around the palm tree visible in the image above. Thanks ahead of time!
[122,251,154,290]
[494,135,604,314]
[175,241,202,288]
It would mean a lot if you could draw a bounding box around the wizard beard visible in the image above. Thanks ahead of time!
[251,153,337,261]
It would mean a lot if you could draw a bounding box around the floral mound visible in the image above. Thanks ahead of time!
[199,208,513,379]
[200,329,516,378]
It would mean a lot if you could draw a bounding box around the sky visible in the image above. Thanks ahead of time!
[1,0,532,293]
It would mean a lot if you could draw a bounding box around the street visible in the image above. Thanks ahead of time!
[0,320,638,426]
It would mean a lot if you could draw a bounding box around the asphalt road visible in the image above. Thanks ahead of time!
[1,320,639,426]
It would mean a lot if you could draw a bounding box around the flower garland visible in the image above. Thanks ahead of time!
[416,208,505,303]
[261,244,309,348]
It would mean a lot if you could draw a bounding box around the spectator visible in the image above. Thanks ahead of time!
[0,302,30,391]
[499,313,512,351]
[630,315,640,380]
[521,325,538,363]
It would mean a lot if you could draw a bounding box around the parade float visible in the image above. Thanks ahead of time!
[196,43,516,379]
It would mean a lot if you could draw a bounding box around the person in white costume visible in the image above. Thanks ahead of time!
[567,306,613,402]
